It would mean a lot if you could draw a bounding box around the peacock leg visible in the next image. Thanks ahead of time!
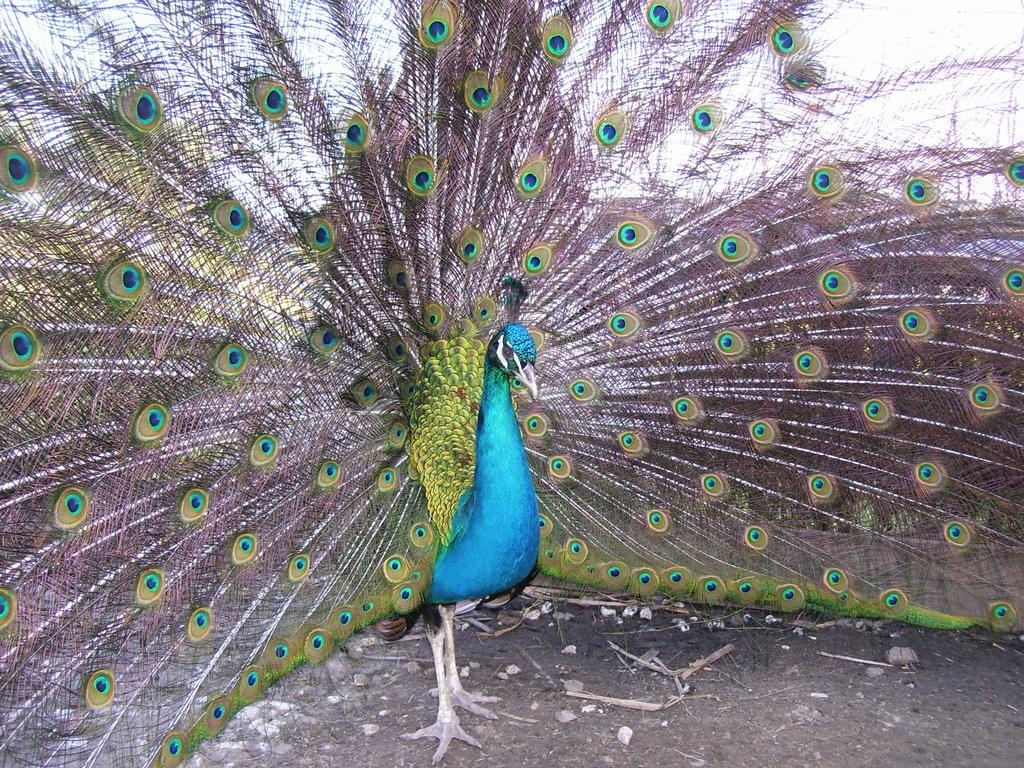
[439,603,499,719]
[401,605,481,763]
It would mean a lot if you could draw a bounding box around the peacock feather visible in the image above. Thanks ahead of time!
[1,0,1023,764]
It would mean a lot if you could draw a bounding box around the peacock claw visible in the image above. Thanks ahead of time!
[449,686,499,719]
[401,716,481,763]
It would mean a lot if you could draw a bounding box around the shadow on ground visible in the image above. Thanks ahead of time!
[189,592,1024,768]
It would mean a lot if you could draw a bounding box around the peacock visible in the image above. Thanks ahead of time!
[1,0,1023,764]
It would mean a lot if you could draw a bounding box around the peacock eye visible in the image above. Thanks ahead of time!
[252,78,288,121]
[540,16,573,63]
[405,155,437,197]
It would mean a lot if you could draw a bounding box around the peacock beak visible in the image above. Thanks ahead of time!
[514,356,538,399]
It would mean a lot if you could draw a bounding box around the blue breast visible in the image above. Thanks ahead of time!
[428,361,540,604]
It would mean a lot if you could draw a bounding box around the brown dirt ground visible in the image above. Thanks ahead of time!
[188,593,1024,768]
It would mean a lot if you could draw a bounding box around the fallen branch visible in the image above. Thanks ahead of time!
[676,643,736,679]
[816,651,892,668]
[565,690,687,712]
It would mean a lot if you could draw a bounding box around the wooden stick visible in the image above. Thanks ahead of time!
[565,690,686,712]
[816,650,892,668]
[675,643,736,680]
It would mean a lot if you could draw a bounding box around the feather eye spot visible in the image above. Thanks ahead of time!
[714,328,748,359]
[405,156,438,197]
[248,434,279,468]
[808,165,845,199]
[818,266,856,303]
[770,22,807,56]
[966,382,1003,415]
[671,395,704,424]
[989,601,1018,628]
[748,418,779,448]
[309,325,340,358]
[134,403,170,443]
[516,157,549,199]
[615,219,653,251]
[943,520,973,548]
[690,104,720,134]
[776,584,806,610]
[608,311,641,339]
[898,307,937,342]
[377,467,397,492]
[213,200,250,238]
[793,348,828,381]
[904,177,937,206]
[252,78,288,121]
[914,461,946,493]
[548,455,572,479]
[716,232,757,268]
[807,473,837,503]
[232,533,258,565]
[523,244,555,276]
[187,607,213,642]
[647,1,682,32]
[179,487,210,523]
[118,84,163,134]
[1006,159,1024,187]
[85,670,116,710]
[744,525,769,550]
[420,1,459,47]
[1003,266,1024,297]
[823,568,848,593]
[861,397,895,429]
[0,588,16,631]
[646,509,669,532]
[522,412,549,437]
[1,145,38,192]
[700,472,729,498]
[617,431,647,456]
[541,16,573,62]
[594,107,628,148]
[569,378,597,402]
[1,324,41,372]
[344,113,371,151]
[880,588,909,616]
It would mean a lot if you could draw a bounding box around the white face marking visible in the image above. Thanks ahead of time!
[511,351,538,399]
[496,334,508,370]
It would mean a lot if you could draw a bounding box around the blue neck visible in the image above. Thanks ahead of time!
[472,357,534,512]
[427,356,540,604]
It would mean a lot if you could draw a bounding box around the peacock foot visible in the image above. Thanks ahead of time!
[429,681,500,719]
[448,684,499,719]
[401,714,481,764]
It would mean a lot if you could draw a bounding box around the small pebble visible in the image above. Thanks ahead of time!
[672,618,691,633]
[553,611,575,621]
[600,607,617,619]
[562,645,577,655]
[352,673,369,687]
[581,704,598,714]
[505,664,521,676]
[361,724,379,736]
[809,692,829,699]
[460,666,469,678]
[563,679,585,692]
[765,614,783,626]
[639,607,653,621]
[792,627,804,637]
[540,601,553,615]
[617,726,633,746]
[523,608,542,621]
[866,667,886,678]
[556,710,578,724]
[622,606,638,618]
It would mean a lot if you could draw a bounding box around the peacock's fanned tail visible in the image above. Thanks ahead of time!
[0,0,1022,765]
